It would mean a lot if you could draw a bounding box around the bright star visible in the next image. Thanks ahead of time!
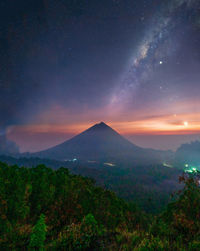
[159,61,163,65]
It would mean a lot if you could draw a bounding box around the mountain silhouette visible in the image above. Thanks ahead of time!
[175,140,200,167]
[33,122,168,164]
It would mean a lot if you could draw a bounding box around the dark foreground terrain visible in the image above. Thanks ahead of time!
[0,162,200,250]
[0,155,181,213]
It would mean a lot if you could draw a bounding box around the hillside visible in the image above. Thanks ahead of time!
[0,162,200,250]
[0,154,181,213]
[175,140,200,168]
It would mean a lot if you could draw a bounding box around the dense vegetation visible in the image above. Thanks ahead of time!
[70,164,181,214]
[0,162,200,250]
[0,155,181,213]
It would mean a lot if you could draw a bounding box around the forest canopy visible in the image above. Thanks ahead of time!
[0,162,200,250]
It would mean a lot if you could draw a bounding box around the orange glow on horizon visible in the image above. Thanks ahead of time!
[7,112,200,137]
[7,110,200,152]
[12,98,200,138]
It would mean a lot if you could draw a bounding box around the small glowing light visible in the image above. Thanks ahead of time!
[159,61,163,64]
[185,164,189,168]
[104,162,116,167]
[163,162,173,168]
[185,167,198,173]
[184,121,188,127]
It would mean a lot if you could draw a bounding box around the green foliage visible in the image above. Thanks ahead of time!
[81,213,99,236]
[188,240,200,251]
[71,164,181,214]
[0,155,182,213]
[57,223,83,250]
[29,214,46,249]
[157,173,200,243]
[0,162,142,249]
[0,162,200,250]
[57,214,101,250]
[136,236,169,251]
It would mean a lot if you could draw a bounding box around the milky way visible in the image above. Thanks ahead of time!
[0,0,200,151]
[111,0,200,112]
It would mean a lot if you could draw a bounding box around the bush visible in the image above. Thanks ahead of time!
[188,240,200,251]
[29,214,46,250]
[137,236,169,251]
[57,213,100,250]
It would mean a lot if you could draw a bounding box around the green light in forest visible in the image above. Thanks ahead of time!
[163,162,173,168]
[184,166,198,173]
[185,169,193,173]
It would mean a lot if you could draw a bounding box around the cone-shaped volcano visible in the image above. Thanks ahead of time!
[34,122,165,164]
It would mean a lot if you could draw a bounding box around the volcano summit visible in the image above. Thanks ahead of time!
[33,122,169,165]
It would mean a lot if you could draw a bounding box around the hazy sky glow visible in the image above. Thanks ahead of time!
[1,0,200,152]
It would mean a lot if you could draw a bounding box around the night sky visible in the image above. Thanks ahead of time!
[1,0,200,152]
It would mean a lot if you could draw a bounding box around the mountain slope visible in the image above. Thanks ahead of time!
[175,140,200,167]
[33,122,169,164]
